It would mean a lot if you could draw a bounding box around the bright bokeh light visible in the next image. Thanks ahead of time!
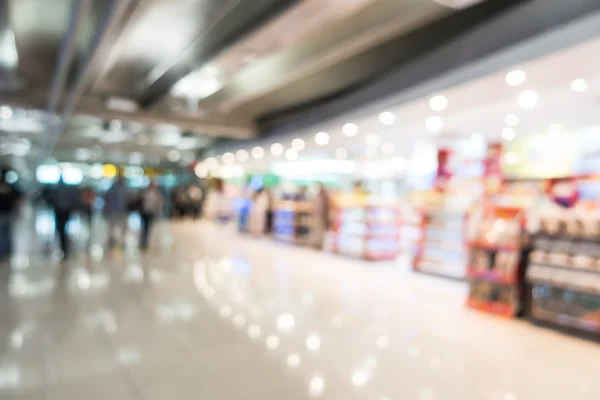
[315,131,330,145]
[252,146,265,159]
[518,90,539,109]
[236,149,249,162]
[378,111,395,125]
[425,116,443,133]
[222,152,235,164]
[505,69,526,86]
[343,123,359,137]
[291,138,305,151]
[429,95,448,111]
[504,113,520,127]
[502,127,516,141]
[571,78,588,93]
[270,143,284,156]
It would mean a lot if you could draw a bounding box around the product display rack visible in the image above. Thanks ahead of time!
[526,211,600,337]
[327,203,401,261]
[398,204,425,265]
[273,201,313,245]
[466,204,525,318]
[413,208,468,280]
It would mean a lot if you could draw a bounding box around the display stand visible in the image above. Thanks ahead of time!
[466,204,525,318]
[273,201,313,245]
[398,203,424,265]
[526,211,600,337]
[413,207,468,279]
[327,200,401,261]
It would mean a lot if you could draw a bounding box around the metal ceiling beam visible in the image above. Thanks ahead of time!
[257,0,600,138]
[61,0,134,119]
[46,0,92,114]
[138,0,302,109]
[86,0,146,91]
[0,90,256,139]
[75,107,256,139]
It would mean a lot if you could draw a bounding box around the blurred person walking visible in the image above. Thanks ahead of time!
[48,175,82,260]
[139,181,163,251]
[313,183,330,249]
[104,172,128,250]
[0,168,22,260]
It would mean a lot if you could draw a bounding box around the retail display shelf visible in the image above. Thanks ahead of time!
[327,201,402,261]
[467,270,516,284]
[531,307,600,334]
[413,206,468,280]
[525,211,600,338]
[466,204,525,318]
[466,297,513,318]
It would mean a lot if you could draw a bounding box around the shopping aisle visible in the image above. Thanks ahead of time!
[1,221,599,400]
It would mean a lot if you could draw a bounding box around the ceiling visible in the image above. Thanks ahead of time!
[0,0,495,173]
[198,34,600,178]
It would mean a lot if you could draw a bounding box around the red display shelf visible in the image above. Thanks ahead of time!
[467,297,515,318]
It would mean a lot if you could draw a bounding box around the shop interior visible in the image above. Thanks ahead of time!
[184,34,600,341]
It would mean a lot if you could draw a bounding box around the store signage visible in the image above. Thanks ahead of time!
[503,134,575,178]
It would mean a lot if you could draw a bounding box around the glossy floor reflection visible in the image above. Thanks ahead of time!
[1,220,600,400]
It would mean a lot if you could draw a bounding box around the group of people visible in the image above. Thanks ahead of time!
[239,182,330,248]
[47,172,165,259]
[0,168,166,262]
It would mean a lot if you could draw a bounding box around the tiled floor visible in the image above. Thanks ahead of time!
[1,217,600,399]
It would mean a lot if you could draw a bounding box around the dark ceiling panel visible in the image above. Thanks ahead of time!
[8,0,75,88]
[96,0,237,96]
[198,0,449,111]
[255,0,532,135]
[138,0,302,108]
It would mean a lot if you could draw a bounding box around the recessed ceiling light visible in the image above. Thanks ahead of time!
[194,163,208,178]
[429,95,448,111]
[335,148,347,159]
[315,131,330,145]
[379,111,395,125]
[571,78,588,92]
[204,157,218,169]
[548,123,563,135]
[505,70,526,86]
[382,142,395,154]
[505,151,518,165]
[285,148,298,161]
[343,123,358,137]
[518,90,539,109]
[291,138,305,151]
[270,143,284,156]
[502,127,516,141]
[222,152,235,164]
[252,146,264,159]
[504,113,520,127]
[425,116,443,133]
[167,149,181,162]
[0,106,12,119]
[236,149,249,162]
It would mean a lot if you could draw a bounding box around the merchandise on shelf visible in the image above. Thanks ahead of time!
[466,204,525,317]
[326,196,402,261]
[398,203,424,263]
[526,210,600,335]
[413,209,468,279]
[411,190,473,279]
[273,201,314,245]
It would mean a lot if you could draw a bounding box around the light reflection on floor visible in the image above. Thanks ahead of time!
[0,218,599,400]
